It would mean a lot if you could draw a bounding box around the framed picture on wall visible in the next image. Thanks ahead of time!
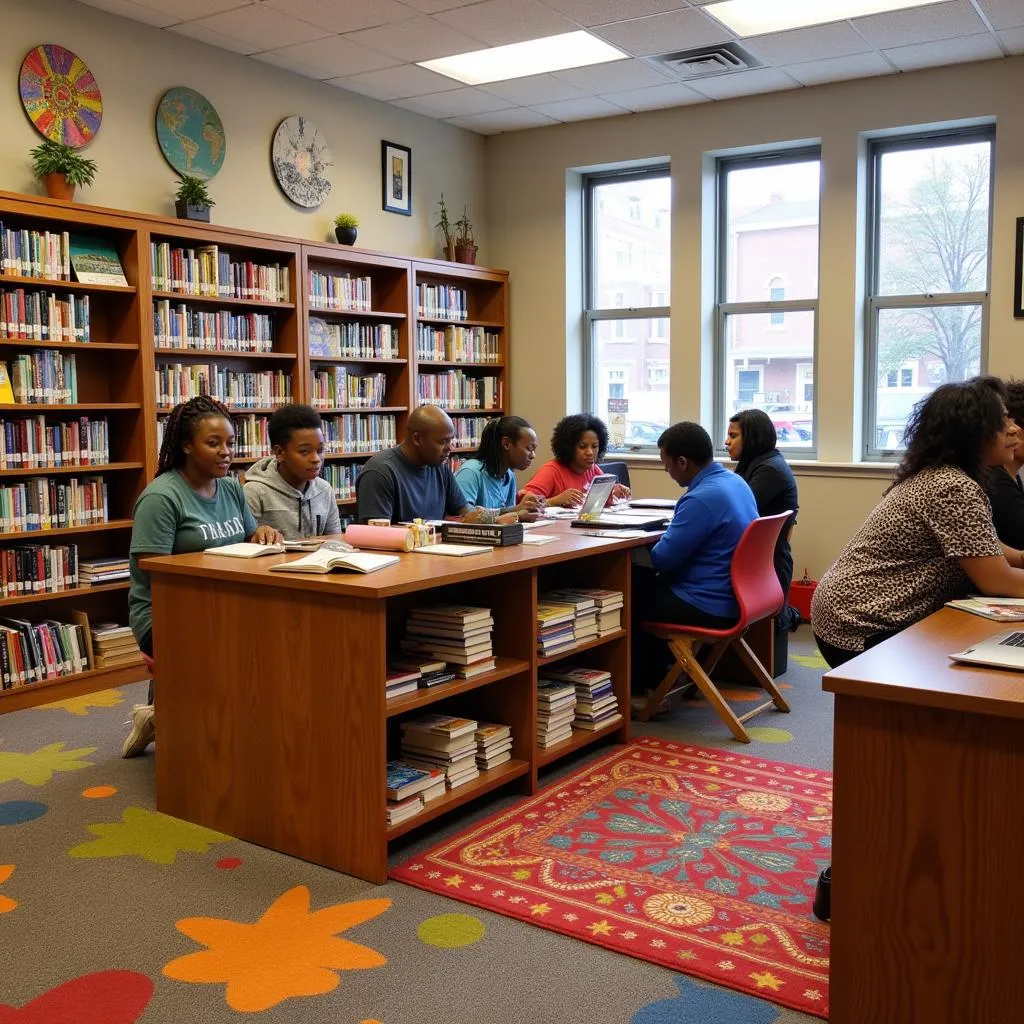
[382,141,412,216]
[1015,217,1024,318]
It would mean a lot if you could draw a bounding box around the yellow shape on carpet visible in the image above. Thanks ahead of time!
[745,727,794,744]
[33,689,125,716]
[0,742,97,786]
[792,651,828,669]
[163,886,390,1012]
[69,806,231,864]
[417,913,485,948]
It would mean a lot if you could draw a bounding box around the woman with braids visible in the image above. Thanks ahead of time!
[454,415,545,521]
[811,376,1024,669]
[122,397,283,757]
[524,413,630,507]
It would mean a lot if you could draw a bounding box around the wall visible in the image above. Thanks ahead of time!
[1,0,487,259]
[486,56,1024,577]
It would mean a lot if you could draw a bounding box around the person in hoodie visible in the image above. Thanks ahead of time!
[244,404,342,538]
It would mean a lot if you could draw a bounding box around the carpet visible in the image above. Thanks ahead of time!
[392,736,832,1019]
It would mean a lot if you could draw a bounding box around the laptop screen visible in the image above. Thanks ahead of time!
[576,475,617,521]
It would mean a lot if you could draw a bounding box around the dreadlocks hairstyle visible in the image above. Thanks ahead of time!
[476,415,533,478]
[551,414,609,468]
[157,396,232,476]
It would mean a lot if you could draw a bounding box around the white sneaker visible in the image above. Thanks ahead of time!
[121,704,155,758]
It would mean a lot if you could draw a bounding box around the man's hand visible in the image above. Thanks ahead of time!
[497,512,519,524]
[250,525,284,545]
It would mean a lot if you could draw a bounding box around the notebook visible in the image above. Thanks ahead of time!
[949,629,1024,670]
[269,548,399,574]
[206,542,285,558]
[411,543,493,557]
[946,597,1024,622]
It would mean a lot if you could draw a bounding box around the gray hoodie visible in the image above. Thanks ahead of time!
[243,457,342,538]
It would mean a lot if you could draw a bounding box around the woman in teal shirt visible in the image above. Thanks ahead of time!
[455,416,545,520]
[123,396,282,758]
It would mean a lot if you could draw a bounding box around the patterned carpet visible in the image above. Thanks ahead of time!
[0,627,831,1023]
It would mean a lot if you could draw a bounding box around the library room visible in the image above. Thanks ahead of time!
[2,0,1023,1021]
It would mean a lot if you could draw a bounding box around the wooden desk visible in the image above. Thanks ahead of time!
[824,608,1024,1023]
[142,523,655,883]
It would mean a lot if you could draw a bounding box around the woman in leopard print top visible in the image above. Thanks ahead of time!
[812,377,1024,668]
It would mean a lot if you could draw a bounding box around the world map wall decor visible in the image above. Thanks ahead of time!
[272,116,332,209]
[155,87,226,181]
[19,44,103,148]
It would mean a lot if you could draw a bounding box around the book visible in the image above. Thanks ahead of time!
[0,362,13,404]
[946,597,1024,621]
[206,542,285,558]
[386,761,443,801]
[440,521,523,546]
[269,549,399,575]
[69,236,128,286]
[408,605,492,625]
[522,533,557,545]
[411,543,493,558]
[401,713,477,739]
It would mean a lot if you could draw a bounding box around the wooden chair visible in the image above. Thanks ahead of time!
[636,511,793,742]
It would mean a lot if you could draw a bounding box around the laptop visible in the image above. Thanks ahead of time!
[949,630,1024,670]
[570,476,670,531]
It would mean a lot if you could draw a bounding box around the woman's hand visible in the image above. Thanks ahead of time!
[497,512,519,525]
[550,488,585,508]
[250,525,284,545]
[514,493,545,521]
[612,484,631,501]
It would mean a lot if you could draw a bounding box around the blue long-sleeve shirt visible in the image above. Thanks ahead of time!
[650,462,758,619]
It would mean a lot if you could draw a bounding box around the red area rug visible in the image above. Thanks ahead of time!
[392,737,831,1018]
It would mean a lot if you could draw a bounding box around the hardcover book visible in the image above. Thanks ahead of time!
[69,236,128,286]
[441,521,524,546]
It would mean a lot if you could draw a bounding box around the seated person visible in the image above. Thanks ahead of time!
[455,415,545,521]
[243,403,341,538]
[524,413,630,507]
[632,421,758,686]
[987,378,1024,549]
[812,377,1024,668]
[356,405,516,524]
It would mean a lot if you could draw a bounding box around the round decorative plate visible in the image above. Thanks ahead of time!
[272,116,332,208]
[155,87,225,181]
[19,44,103,148]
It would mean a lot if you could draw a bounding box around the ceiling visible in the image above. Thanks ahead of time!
[74,0,1024,134]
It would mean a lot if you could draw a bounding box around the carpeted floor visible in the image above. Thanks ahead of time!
[0,627,831,1023]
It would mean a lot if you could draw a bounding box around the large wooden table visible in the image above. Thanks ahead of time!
[824,607,1024,1023]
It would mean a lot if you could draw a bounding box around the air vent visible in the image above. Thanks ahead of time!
[653,42,762,79]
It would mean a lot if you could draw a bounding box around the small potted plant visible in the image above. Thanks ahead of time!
[454,206,477,265]
[333,213,359,246]
[29,139,98,201]
[436,194,454,261]
[175,175,215,222]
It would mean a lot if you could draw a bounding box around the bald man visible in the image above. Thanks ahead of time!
[356,406,513,525]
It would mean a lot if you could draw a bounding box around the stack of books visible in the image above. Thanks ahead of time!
[89,622,144,669]
[536,680,577,749]
[79,556,129,585]
[536,601,577,658]
[385,665,421,700]
[386,760,445,827]
[544,589,599,645]
[400,605,496,678]
[545,666,623,732]
[400,714,481,790]
[550,588,624,636]
[392,656,456,690]
[475,722,513,770]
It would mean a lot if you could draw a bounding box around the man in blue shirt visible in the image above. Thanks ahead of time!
[633,421,758,688]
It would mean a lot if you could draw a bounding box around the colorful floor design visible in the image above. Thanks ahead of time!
[0,627,833,1023]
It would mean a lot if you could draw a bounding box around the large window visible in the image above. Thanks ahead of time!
[716,151,821,452]
[865,129,993,455]
[585,168,670,451]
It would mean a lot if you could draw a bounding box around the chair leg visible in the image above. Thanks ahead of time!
[635,659,686,722]
[670,638,751,743]
[734,637,790,712]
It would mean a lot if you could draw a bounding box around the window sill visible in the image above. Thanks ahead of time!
[613,453,896,480]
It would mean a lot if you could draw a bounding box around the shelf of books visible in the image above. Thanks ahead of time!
[1,192,150,708]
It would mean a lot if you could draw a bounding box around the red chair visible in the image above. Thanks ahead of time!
[637,511,793,742]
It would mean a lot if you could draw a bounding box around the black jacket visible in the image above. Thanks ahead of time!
[987,465,1024,550]
[736,449,799,595]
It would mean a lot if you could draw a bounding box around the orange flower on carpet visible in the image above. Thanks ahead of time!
[0,865,16,914]
[162,886,390,1012]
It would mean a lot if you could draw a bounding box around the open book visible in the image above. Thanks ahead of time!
[207,542,284,558]
[946,596,1024,621]
[269,548,399,575]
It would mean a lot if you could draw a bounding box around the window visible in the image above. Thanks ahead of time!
[865,128,993,455]
[716,151,821,452]
[585,168,671,451]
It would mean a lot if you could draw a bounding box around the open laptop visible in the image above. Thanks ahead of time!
[949,630,1024,670]
[570,475,670,531]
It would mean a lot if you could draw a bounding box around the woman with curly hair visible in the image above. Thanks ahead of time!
[811,376,1024,668]
[122,397,283,758]
[523,413,630,507]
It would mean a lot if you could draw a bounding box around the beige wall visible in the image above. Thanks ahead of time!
[486,56,1024,577]
[1,0,486,259]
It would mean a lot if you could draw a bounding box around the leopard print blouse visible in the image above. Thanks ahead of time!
[812,465,1003,652]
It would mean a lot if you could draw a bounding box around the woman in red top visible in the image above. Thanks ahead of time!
[524,413,631,507]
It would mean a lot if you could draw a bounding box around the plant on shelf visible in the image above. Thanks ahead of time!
[454,206,477,265]
[174,175,215,222]
[436,193,455,261]
[29,139,98,202]
[333,212,359,246]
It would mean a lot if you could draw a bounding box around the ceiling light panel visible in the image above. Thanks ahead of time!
[705,0,943,37]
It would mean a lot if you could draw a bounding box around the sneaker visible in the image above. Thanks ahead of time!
[121,704,155,758]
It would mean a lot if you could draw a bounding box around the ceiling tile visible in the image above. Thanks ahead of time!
[394,87,516,116]
[434,0,578,45]
[978,0,1024,31]
[529,95,628,120]
[263,0,413,34]
[258,35,398,78]
[446,108,561,133]
[168,21,264,55]
[783,51,894,86]
[400,0,485,12]
[73,0,180,29]
[852,0,987,49]
[882,31,1004,70]
[184,4,329,50]
[540,0,686,28]
[599,80,708,110]
[687,65,799,100]
[253,50,335,79]
[337,63,465,100]
[552,56,674,90]
[743,23,873,66]
[343,16,485,62]
[324,76,394,101]
[592,8,733,57]
[115,0,250,21]
[997,27,1024,53]
[478,73,586,105]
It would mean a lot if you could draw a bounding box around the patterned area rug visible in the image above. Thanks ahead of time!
[392,737,832,1018]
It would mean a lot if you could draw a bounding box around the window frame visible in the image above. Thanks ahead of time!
[863,126,995,460]
[714,147,822,458]
[583,165,672,454]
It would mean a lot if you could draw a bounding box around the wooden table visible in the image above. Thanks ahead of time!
[824,607,1024,1023]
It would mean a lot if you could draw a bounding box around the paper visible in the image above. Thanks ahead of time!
[522,534,557,545]
[411,543,493,557]
[576,529,650,539]
[206,542,283,558]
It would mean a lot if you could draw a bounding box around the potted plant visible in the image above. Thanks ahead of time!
[175,175,215,222]
[29,139,98,201]
[454,206,477,265]
[333,212,359,246]
[436,194,455,261]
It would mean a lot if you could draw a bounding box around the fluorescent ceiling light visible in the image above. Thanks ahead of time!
[418,31,626,86]
[705,0,941,37]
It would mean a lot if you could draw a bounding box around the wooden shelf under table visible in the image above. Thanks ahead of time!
[385,657,530,717]
[537,719,626,767]
[538,630,626,666]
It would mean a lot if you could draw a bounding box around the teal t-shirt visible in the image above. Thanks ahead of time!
[128,471,256,642]
[454,459,516,510]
